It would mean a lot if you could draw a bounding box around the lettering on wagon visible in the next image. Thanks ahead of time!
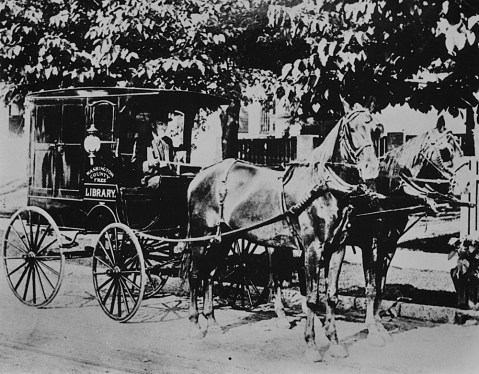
[84,183,117,201]
[86,166,115,183]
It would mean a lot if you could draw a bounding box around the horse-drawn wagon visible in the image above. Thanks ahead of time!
[2,87,238,321]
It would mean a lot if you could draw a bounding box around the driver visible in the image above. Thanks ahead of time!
[132,112,176,188]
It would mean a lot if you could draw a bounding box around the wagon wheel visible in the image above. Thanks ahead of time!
[215,239,270,310]
[138,236,177,299]
[92,223,145,322]
[2,206,65,307]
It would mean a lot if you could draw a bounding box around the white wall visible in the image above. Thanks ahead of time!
[377,104,466,135]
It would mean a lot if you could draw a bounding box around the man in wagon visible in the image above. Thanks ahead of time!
[132,112,176,188]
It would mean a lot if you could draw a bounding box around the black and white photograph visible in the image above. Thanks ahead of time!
[0,1,478,373]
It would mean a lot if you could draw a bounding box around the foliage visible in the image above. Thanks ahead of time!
[449,235,479,279]
[268,0,479,121]
[0,0,268,104]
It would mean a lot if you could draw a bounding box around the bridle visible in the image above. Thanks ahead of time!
[328,108,376,170]
[418,130,465,182]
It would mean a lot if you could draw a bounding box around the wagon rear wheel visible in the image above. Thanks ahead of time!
[2,207,65,307]
[92,223,145,322]
[215,239,270,310]
[139,237,176,299]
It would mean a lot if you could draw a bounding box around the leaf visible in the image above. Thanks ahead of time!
[281,63,292,79]
[448,237,460,246]
[448,250,458,260]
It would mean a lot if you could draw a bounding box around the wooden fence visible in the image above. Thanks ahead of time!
[238,137,297,166]
[460,157,479,237]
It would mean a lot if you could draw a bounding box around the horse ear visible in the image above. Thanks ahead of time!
[374,123,384,140]
[366,97,376,112]
[340,96,351,113]
[436,115,446,133]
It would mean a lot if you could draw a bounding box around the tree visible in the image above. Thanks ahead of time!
[268,0,479,152]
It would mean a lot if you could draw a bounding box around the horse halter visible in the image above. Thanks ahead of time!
[338,109,376,165]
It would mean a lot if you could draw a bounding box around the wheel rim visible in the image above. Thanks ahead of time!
[139,237,172,299]
[2,207,64,307]
[92,223,145,322]
[216,239,269,310]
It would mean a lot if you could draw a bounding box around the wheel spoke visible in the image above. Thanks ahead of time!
[10,224,30,254]
[118,279,131,316]
[13,264,30,292]
[96,276,114,292]
[22,264,33,301]
[19,215,33,251]
[97,240,115,266]
[36,238,58,256]
[37,258,61,277]
[109,281,119,315]
[33,262,48,301]
[35,223,53,254]
[34,260,55,293]
[101,278,116,306]
[7,260,28,278]
[93,253,114,270]
[4,238,29,255]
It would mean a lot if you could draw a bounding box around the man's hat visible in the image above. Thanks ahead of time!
[155,112,172,123]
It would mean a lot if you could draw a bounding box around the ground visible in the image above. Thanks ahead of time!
[1,263,479,374]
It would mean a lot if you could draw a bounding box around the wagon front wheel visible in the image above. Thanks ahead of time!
[92,223,145,322]
[2,206,65,307]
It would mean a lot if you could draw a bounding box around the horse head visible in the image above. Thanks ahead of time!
[333,102,383,183]
[416,117,470,196]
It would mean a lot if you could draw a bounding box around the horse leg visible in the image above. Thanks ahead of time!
[188,244,205,339]
[362,237,386,346]
[372,243,398,343]
[269,248,291,328]
[303,242,324,362]
[323,246,349,358]
[203,242,226,335]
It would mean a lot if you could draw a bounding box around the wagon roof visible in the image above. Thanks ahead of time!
[26,87,230,111]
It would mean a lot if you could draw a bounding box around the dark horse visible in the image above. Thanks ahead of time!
[184,101,383,361]
[326,116,470,347]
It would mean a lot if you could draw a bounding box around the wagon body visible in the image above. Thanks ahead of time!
[25,87,228,231]
[3,87,237,320]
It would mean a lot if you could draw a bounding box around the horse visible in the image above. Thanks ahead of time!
[184,101,383,361]
[325,116,471,347]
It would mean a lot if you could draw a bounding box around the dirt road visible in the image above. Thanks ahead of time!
[0,261,478,374]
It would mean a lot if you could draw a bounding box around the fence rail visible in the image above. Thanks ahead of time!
[238,137,297,166]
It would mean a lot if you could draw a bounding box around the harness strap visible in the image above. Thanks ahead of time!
[213,159,240,242]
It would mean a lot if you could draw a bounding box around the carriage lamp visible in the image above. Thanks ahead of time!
[84,124,101,165]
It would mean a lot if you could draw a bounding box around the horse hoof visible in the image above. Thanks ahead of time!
[367,331,386,347]
[304,347,323,362]
[275,317,291,329]
[327,344,349,358]
[208,324,225,335]
[189,327,205,339]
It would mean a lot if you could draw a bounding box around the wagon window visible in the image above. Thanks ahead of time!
[92,102,115,141]
[35,105,60,143]
[62,104,84,143]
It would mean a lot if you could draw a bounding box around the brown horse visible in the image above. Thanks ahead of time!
[326,117,470,347]
[184,101,383,361]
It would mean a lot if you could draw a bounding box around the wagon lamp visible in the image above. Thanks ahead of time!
[84,124,101,165]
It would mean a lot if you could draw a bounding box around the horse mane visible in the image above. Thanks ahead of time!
[380,130,433,180]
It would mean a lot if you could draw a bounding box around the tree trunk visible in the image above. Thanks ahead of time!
[221,99,240,159]
[463,106,475,156]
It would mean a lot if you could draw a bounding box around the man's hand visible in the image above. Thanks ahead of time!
[149,159,167,168]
